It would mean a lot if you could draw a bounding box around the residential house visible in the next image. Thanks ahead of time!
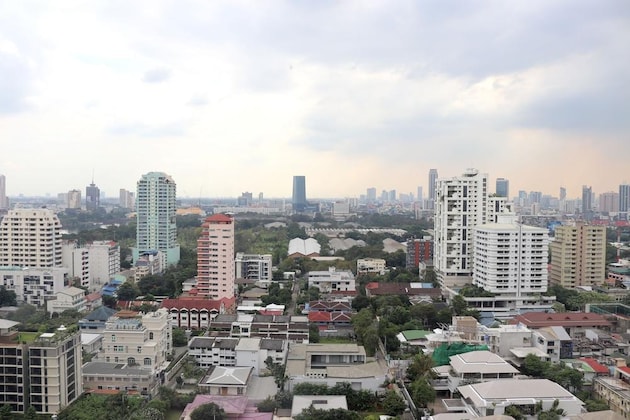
[198,366,253,396]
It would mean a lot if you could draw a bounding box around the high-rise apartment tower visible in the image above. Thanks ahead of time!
[133,172,180,267]
[549,224,606,288]
[196,214,235,299]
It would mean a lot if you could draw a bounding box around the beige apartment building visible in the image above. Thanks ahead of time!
[549,224,606,288]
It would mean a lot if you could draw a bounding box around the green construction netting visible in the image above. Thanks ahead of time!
[431,342,490,366]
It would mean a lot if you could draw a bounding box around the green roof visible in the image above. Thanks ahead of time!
[402,330,431,341]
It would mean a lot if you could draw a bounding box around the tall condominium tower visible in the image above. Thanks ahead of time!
[0,208,63,267]
[196,214,235,299]
[133,172,180,267]
[428,169,438,201]
[599,192,619,213]
[85,180,100,211]
[67,189,81,209]
[495,178,509,198]
[433,169,511,291]
[119,188,135,210]
[292,176,307,213]
[549,224,606,288]
[0,174,7,209]
[620,184,630,213]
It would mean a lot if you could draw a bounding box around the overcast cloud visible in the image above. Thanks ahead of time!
[0,0,629,198]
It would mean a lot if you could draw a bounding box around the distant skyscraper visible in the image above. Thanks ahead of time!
[582,185,593,214]
[428,169,438,201]
[550,224,606,288]
[0,175,6,209]
[416,186,423,203]
[0,208,63,268]
[67,189,81,209]
[388,190,396,202]
[495,178,509,198]
[620,184,630,213]
[119,189,135,210]
[366,187,377,202]
[559,187,567,201]
[197,214,235,299]
[599,192,619,213]
[292,176,307,213]
[133,172,180,267]
[86,180,100,211]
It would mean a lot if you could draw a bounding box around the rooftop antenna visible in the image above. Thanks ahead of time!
[91,169,95,185]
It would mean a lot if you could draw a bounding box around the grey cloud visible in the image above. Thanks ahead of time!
[0,52,31,114]
[142,67,171,83]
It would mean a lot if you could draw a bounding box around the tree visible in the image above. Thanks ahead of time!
[504,405,525,420]
[190,403,226,420]
[116,281,139,301]
[407,353,434,381]
[450,295,468,316]
[24,406,38,420]
[536,399,565,420]
[410,378,435,407]
[172,328,188,347]
[309,323,320,343]
[257,397,277,413]
[382,390,407,416]
[585,399,609,412]
[294,407,361,420]
[0,405,12,420]
[0,286,17,307]
[102,294,117,308]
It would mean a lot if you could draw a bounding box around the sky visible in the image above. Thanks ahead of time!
[1,1,629,200]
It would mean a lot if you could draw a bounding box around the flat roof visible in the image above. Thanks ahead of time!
[459,379,579,401]
[450,351,519,374]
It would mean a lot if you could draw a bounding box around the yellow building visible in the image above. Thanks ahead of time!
[549,224,606,288]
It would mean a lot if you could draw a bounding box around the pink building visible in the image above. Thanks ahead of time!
[197,214,236,299]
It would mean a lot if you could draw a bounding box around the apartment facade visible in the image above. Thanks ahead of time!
[133,171,180,267]
[549,224,606,288]
[434,169,508,290]
[98,309,171,373]
[88,240,120,288]
[0,266,67,307]
[0,321,82,415]
[406,237,433,269]
[356,258,387,275]
[0,208,63,268]
[234,253,272,285]
[62,241,91,288]
[197,214,235,300]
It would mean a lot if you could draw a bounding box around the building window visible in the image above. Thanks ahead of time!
[111,335,116,342]
[128,357,136,366]
[144,358,151,366]
[149,332,154,340]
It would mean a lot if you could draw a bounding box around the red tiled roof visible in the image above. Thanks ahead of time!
[161,297,235,311]
[618,366,630,376]
[308,312,331,322]
[204,214,233,223]
[510,312,611,328]
[580,358,610,374]
[85,292,102,302]
[258,310,283,316]
[365,282,379,290]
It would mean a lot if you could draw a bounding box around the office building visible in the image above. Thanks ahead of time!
[599,192,619,213]
[550,224,606,288]
[434,169,510,290]
[0,175,7,209]
[416,186,423,203]
[85,181,100,211]
[119,188,135,210]
[495,178,509,198]
[292,176,307,213]
[0,208,63,268]
[197,214,235,299]
[619,184,630,213]
[0,321,82,415]
[366,187,376,202]
[560,187,567,201]
[133,172,180,267]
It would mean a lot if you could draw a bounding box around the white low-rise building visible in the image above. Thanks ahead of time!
[458,379,583,418]
[308,267,356,293]
[47,286,87,314]
[0,266,67,307]
[235,253,272,286]
[356,258,387,275]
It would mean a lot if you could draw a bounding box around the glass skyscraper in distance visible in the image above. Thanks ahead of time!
[292,175,307,213]
[133,171,180,267]
[495,178,509,198]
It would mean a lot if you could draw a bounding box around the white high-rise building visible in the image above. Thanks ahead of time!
[119,188,135,210]
[133,172,180,267]
[62,241,91,288]
[0,208,63,268]
[67,189,82,209]
[473,215,549,296]
[434,169,490,290]
[88,240,121,288]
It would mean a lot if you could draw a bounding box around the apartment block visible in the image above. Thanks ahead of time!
[550,224,606,288]
[0,208,63,268]
[62,241,91,288]
[235,253,272,285]
[0,320,82,415]
[308,267,356,293]
[406,237,433,269]
[88,241,120,288]
[197,214,235,299]
[356,258,387,275]
[0,266,67,307]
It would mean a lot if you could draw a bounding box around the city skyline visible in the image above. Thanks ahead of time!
[1,2,629,198]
